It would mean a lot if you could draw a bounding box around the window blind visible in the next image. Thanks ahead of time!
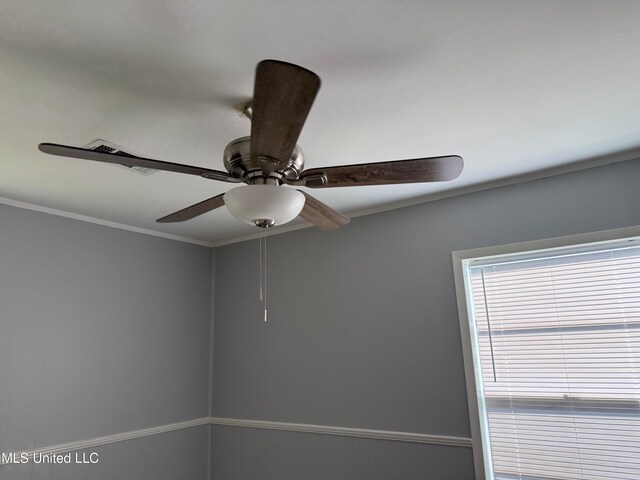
[467,244,640,480]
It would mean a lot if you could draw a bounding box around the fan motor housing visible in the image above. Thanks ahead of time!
[223,136,305,180]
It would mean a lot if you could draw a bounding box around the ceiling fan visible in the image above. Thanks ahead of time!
[38,60,463,231]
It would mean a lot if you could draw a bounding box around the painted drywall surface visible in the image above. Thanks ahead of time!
[211,157,640,478]
[211,425,473,480]
[0,205,212,477]
[0,425,210,480]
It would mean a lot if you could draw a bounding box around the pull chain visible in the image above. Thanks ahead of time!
[259,229,263,301]
[263,230,267,322]
[258,228,268,322]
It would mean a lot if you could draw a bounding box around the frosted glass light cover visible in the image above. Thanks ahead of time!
[224,185,305,226]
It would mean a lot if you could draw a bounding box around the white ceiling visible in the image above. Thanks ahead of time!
[1,0,639,245]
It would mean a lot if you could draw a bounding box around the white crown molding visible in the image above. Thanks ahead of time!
[341,148,640,222]
[0,417,210,466]
[4,150,639,249]
[209,417,472,447]
[0,197,215,248]
[0,416,471,465]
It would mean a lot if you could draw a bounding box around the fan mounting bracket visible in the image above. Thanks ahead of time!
[235,100,254,120]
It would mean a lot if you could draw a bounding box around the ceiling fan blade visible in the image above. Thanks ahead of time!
[156,194,225,223]
[300,155,464,188]
[298,191,350,230]
[38,143,241,183]
[250,60,321,175]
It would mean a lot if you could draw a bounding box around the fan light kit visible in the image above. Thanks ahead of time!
[37,59,464,231]
[224,185,305,227]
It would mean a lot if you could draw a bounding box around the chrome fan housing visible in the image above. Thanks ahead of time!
[223,136,305,181]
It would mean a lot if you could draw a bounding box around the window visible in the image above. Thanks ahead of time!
[453,231,640,480]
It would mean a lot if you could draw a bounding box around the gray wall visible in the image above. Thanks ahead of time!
[211,425,473,480]
[0,205,213,479]
[211,157,640,479]
[2,157,639,480]
[0,426,210,480]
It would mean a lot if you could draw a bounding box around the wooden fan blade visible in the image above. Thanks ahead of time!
[300,156,463,188]
[38,143,241,183]
[250,60,320,174]
[156,194,225,223]
[298,191,350,230]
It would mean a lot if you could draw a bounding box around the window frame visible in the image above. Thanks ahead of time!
[451,225,640,480]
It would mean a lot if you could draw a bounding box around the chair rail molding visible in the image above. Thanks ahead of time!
[1,416,472,465]
[209,417,472,447]
[0,418,211,466]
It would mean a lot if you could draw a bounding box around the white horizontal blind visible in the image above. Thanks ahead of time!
[467,244,640,480]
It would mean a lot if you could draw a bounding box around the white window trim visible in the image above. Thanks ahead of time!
[451,225,640,480]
